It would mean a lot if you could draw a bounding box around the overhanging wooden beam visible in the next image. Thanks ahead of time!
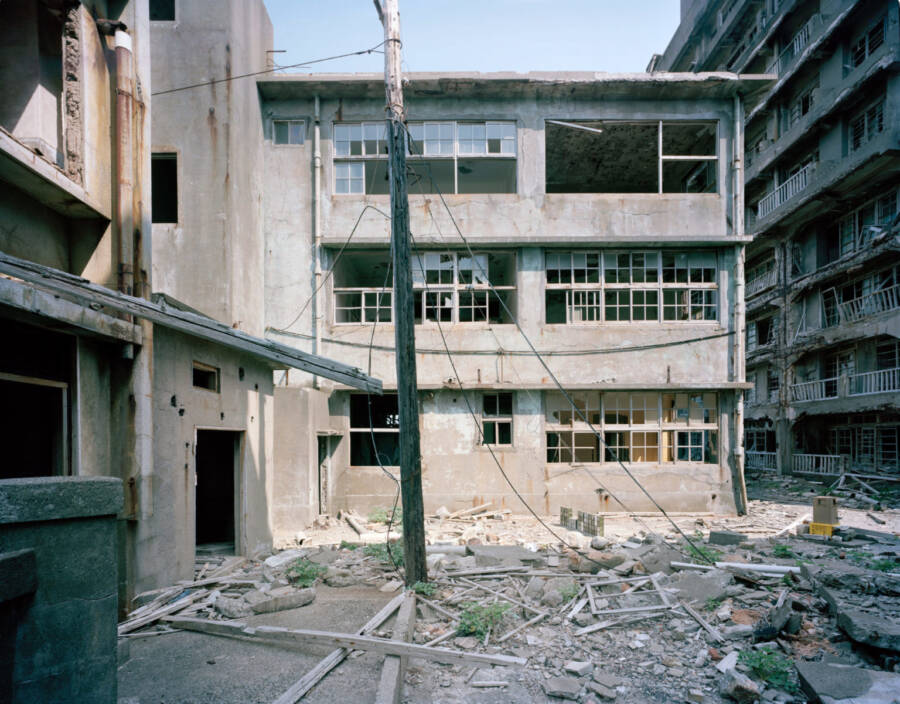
[0,251,382,393]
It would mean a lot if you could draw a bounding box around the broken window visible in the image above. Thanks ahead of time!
[876,339,899,371]
[545,250,717,324]
[151,154,178,223]
[546,392,718,465]
[349,393,400,466]
[332,251,393,324]
[747,315,776,350]
[767,367,780,402]
[545,120,717,194]
[412,251,516,324]
[150,0,176,20]
[849,16,885,69]
[482,393,513,446]
[849,97,884,152]
[784,80,817,131]
[274,119,305,145]
[192,362,220,392]
[333,120,516,195]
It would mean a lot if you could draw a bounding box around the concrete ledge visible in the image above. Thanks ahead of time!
[0,548,37,602]
[0,477,123,524]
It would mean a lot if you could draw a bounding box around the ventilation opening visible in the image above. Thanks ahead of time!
[192,362,219,392]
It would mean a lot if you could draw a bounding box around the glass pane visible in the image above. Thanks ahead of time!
[274,121,289,144]
[289,121,304,144]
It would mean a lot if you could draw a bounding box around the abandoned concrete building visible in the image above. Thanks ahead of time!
[656,0,900,481]
[0,3,378,696]
[255,71,771,521]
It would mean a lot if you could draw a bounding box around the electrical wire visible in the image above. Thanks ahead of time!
[269,204,391,335]
[151,41,387,96]
[402,131,714,563]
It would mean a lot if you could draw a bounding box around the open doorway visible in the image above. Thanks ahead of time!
[317,435,338,515]
[195,429,241,555]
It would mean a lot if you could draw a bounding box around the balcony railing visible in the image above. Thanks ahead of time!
[849,367,900,396]
[746,268,777,298]
[747,451,777,471]
[766,14,820,76]
[838,284,900,323]
[790,377,838,402]
[756,163,814,219]
[792,453,844,476]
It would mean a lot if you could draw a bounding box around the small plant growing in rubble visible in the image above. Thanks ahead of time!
[704,596,723,611]
[870,558,900,572]
[686,543,722,563]
[339,540,359,551]
[738,646,798,693]
[286,558,327,588]
[368,505,402,525]
[560,583,581,604]
[456,602,511,639]
[412,581,436,597]
[772,544,795,559]
[363,541,405,567]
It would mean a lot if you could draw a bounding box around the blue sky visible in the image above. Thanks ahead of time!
[263,1,681,74]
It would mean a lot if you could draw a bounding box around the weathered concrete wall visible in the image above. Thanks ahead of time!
[137,326,274,593]
[0,477,122,704]
[150,0,273,334]
[262,83,745,518]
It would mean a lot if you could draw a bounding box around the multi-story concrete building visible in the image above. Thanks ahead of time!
[258,71,770,526]
[657,0,900,480]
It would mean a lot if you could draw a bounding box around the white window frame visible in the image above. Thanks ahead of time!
[333,120,517,195]
[545,250,718,324]
[482,392,514,447]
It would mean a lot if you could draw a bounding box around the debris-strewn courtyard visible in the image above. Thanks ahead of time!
[118,475,900,704]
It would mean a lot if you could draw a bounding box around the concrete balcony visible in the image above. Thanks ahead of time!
[790,376,837,402]
[792,453,845,476]
[838,284,900,324]
[746,450,777,471]
[765,14,821,76]
[746,267,777,298]
[849,367,900,397]
[755,163,814,220]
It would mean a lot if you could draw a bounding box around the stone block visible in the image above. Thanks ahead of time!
[250,586,315,614]
[836,607,900,651]
[564,660,593,676]
[669,569,733,604]
[796,662,900,704]
[543,676,582,700]
[263,549,305,570]
[708,531,745,546]
[587,680,617,699]
[719,669,760,702]
[466,544,540,567]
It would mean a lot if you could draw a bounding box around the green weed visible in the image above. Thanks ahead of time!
[560,583,581,604]
[339,540,359,551]
[363,541,405,567]
[412,581,436,596]
[869,558,900,572]
[286,558,327,587]
[738,646,798,693]
[456,602,511,639]
[368,506,403,525]
[686,543,722,563]
[705,597,723,611]
[772,544,795,559]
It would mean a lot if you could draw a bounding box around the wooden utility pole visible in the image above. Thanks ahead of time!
[376,0,427,585]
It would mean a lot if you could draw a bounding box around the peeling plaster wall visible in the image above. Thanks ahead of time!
[150,0,272,335]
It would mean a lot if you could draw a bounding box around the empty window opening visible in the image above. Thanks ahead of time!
[482,392,513,445]
[151,154,178,223]
[274,119,305,145]
[849,97,885,152]
[193,362,220,392]
[849,16,885,69]
[150,0,176,21]
[0,375,67,479]
[545,120,717,194]
[350,393,400,466]
[195,430,240,554]
[333,251,393,324]
[334,120,516,195]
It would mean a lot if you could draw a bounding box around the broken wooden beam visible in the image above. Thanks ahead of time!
[446,503,493,519]
[374,592,416,704]
[166,616,527,668]
[271,592,406,704]
[118,590,204,636]
[680,601,725,643]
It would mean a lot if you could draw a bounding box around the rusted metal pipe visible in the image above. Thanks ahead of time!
[115,29,134,300]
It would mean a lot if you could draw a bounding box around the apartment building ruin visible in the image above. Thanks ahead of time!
[254,70,771,526]
[656,0,900,482]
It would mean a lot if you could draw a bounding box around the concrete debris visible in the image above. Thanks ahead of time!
[119,475,900,703]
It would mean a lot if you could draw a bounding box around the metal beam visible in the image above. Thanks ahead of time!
[0,251,382,393]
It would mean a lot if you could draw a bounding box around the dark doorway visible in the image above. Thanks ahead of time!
[0,377,66,479]
[317,435,337,515]
[195,430,240,554]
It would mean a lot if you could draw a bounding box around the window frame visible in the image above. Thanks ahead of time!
[849,16,886,69]
[481,392,514,447]
[545,250,719,325]
[332,120,517,195]
[273,119,306,146]
[544,391,719,465]
[849,96,885,153]
[348,393,400,467]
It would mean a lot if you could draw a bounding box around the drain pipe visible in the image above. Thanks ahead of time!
[733,93,748,515]
[312,95,322,388]
[115,29,134,302]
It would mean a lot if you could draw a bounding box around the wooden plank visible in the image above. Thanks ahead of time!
[457,578,545,616]
[680,601,725,643]
[166,616,527,668]
[447,502,493,519]
[0,251,381,393]
[442,566,529,578]
[649,573,671,608]
[567,597,588,621]
[118,590,204,635]
[586,582,598,615]
[271,593,406,704]
[374,592,417,704]
[592,604,671,616]
[497,611,547,644]
[574,619,618,636]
